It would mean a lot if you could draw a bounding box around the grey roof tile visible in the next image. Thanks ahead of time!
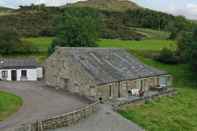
[58,47,167,84]
[0,58,39,69]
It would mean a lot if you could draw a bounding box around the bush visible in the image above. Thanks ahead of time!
[0,28,39,55]
[155,48,179,64]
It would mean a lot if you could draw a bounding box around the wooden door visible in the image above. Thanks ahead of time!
[11,70,17,81]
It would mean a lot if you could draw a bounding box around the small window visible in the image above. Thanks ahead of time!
[2,71,8,78]
[140,79,144,89]
[21,70,27,77]
[109,85,112,97]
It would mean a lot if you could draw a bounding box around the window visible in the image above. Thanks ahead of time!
[2,71,8,78]
[64,79,69,89]
[140,79,144,90]
[21,70,27,77]
[109,85,112,97]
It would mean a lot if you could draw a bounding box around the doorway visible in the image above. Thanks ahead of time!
[11,70,17,81]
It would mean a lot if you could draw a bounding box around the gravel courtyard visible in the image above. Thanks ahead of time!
[51,104,144,131]
[0,81,89,131]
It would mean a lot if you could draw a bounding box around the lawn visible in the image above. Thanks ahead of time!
[24,37,176,52]
[130,27,170,40]
[0,91,22,121]
[119,51,197,131]
[23,37,54,52]
[99,39,176,51]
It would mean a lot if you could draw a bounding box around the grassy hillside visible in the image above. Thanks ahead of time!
[131,27,170,40]
[67,0,140,12]
[0,7,12,12]
[99,39,176,51]
[0,1,191,40]
[24,37,176,52]
[0,6,13,16]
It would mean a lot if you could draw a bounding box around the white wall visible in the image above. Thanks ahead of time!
[0,67,43,81]
[37,67,43,79]
[0,69,12,80]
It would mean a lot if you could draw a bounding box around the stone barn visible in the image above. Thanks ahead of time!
[44,47,172,101]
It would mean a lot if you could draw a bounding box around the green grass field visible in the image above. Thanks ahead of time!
[24,37,176,52]
[131,27,170,40]
[99,39,176,51]
[119,51,197,131]
[23,37,54,52]
[0,91,22,121]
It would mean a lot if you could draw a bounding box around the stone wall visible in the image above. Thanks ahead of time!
[15,101,98,131]
[44,49,96,97]
[96,75,172,101]
[113,88,177,110]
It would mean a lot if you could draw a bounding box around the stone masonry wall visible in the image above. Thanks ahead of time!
[15,101,98,131]
[44,49,97,97]
[96,75,172,101]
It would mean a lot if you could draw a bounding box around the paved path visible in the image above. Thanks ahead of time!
[0,81,89,131]
[51,104,144,131]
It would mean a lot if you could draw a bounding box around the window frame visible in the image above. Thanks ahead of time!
[2,71,8,78]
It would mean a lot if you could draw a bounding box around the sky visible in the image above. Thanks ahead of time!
[0,0,197,20]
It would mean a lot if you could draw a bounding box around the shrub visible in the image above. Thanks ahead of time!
[0,28,39,55]
[155,48,179,64]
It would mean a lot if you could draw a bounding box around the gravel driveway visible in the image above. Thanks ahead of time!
[0,81,89,131]
[52,104,144,131]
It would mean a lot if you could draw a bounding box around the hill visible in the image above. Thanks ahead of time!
[0,6,12,12]
[0,1,194,40]
[67,0,141,11]
[0,6,13,16]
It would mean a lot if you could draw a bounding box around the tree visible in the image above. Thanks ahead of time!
[0,28,38,55]
[185,28,197,71]
[176,28,197,72]
[48,7,101,55]
[155,48,179,64]
[0,28,21,54]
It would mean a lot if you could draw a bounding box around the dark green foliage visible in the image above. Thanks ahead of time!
[0,28,38,55]
[167,16,192,39]
[155,48,179,64]
[125,9,174,30]
[48,7,100,54]
[0,6,61,37]
[184,29,197,72]
[0,28,21,54]
[175,28,197,72]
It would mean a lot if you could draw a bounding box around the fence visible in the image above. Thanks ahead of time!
[113,88,177,110]
[16,101,98,131]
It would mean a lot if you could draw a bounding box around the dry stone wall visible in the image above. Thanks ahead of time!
[15,101,98,131]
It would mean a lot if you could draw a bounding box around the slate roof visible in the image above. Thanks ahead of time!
[0,58,39,69]
[58,47,168,85]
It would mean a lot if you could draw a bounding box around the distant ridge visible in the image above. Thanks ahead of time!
[67,0,141,11]
[0,6,12,12]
